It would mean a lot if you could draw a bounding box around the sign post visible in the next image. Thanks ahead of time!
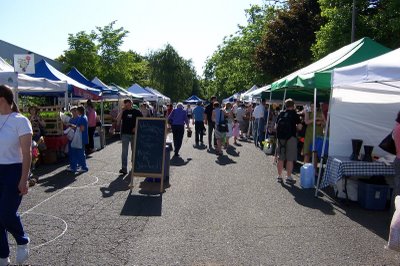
[130,118,167,193]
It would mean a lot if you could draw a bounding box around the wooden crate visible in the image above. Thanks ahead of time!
[37,106,63,112]
[40,106,64,136]
[103,114,113,125]
[43,119,63,136]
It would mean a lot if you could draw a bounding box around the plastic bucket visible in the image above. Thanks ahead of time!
[300,163,315,189]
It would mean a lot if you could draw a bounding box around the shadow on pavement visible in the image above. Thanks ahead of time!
[193,144,207,150]
[37,170,77,193]
[206,148,216,154]
[281,182,335,215]
[216,155,236,165]
[226,146,240,157]
[105,134,122,145]
[33,158,69,179]
[341,201,392,240]
[170,157,192,166]
[120,194,162,216]
[100,175,130,198]
[319,187,392,240]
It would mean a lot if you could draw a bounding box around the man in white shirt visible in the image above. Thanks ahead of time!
[252,99,266,147]
[235,103,246,139]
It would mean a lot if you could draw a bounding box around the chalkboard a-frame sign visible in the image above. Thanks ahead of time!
[130,117,167,192]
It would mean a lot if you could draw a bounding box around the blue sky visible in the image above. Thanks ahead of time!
[0,0,265,76]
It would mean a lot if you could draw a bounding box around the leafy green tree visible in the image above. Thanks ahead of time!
[312,0,400,59]
[57,21,144,87]
[111,50,150,88]
[255,0,322,79]
[203,4,273,100]
[96,21,130,84]
[57,31,100,79]
[147,44,197,102]
[372,0,400,48]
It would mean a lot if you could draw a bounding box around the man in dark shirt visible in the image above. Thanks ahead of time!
[275,98,302,183]
[117,99,143,175]
[204,96,217,149]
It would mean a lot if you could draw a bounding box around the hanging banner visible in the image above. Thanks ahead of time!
[14,54,35,74]
[73,86,102,100]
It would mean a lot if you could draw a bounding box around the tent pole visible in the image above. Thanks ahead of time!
[264,91,272,140]
[14,73,19,106]
[101,98,104,125]
[64,88,68,110]
[312,88,317,167]
[315,89,333,197]
[282,89,287,109]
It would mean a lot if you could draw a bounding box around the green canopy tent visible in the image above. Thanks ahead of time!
[271,37,390,96]
[269,37,391,167]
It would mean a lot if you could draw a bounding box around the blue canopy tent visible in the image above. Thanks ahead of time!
[183,95,204,104]
[67,67,118,96]
[30,60,102,100]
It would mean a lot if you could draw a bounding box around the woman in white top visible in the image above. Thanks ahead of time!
[0,85,32,265]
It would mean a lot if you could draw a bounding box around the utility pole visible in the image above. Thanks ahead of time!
[351,0,356,42]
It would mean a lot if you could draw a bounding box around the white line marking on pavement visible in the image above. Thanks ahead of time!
[21,188,67,217]
[21,174,99,216]
[24,212,68,250]
[67,175,99,189]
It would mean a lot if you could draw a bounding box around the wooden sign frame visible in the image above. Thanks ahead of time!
[130,117,167,193]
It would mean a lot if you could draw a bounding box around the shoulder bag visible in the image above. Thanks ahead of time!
[379,131,396,155]
[71,128,83,149]
[217,110,228,132]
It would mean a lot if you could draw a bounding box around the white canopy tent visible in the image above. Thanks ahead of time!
[0,57,68,106]
[127,83,158,102]
[144,87,170,103]
[240,85,258,102]
[247,85,270,100]
[328,48,400,158]
[315,48,400,196]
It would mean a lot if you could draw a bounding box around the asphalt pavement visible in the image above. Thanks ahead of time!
[12,132,400,265]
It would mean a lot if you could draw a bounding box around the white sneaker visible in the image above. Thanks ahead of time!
[15,243,29,264]
[0,257,10,266]
[285,176,296,184]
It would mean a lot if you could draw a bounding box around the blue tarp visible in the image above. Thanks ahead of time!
[30,60,102,99]
[67,68,118,95]
[183,95,204,104]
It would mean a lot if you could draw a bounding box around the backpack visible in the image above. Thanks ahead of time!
[276,111,293,140]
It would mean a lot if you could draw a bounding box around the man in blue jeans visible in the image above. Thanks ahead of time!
[252,99,266,147]
[117,99,143,175]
